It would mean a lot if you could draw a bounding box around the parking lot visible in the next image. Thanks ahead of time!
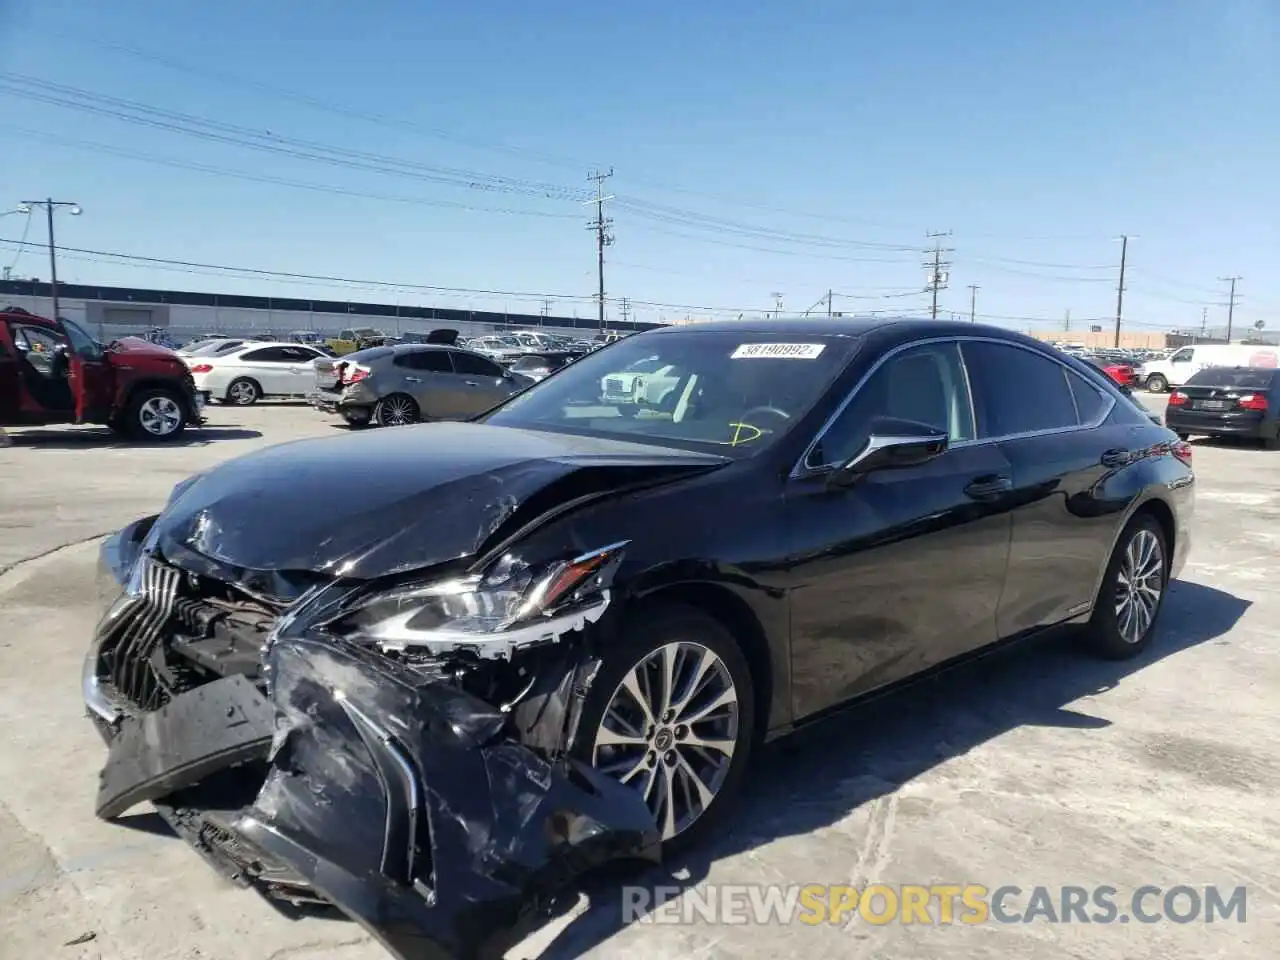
[1,395,1277,960]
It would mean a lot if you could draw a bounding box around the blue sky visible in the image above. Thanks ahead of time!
[0,0,1276,333]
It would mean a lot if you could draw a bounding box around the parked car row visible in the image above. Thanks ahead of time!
[1137,343,1279,393]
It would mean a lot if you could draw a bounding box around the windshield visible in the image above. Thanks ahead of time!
[1187,367,1275,389]
[482,330,857,454]
[60,317,102,358]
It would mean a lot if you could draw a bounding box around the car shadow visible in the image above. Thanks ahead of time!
[535,578,1249,958]
[5,427,263,448]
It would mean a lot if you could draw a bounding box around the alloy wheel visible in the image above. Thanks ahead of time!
[138,396,182,436]
[1114,528,1164,644]
[228,381,257,404]
[377,396,418,425]
[592,641,740,841]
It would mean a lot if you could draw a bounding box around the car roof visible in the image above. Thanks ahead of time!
[230,340,321,352]
[640,315,1039,344]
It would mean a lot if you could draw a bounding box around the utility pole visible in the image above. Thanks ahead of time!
[967,284,979,323]
[1219,276,1241,342]
[827,289,833,318]
[620,297,631,325]
[770,292,784,318]
[1200,306,1208,340]
[1113,234,1130,348]
[923,231,952,320]
[18,198,82,324]
[1064,309,1071,332]
[586,169,614,336]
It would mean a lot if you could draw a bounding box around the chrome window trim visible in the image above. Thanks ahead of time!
[792,335,1118,479]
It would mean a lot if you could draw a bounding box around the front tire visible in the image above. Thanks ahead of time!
[122,387,188,442]
[1086,514,1168,659]
[575,604,755,854]
[1145,374,1168,393]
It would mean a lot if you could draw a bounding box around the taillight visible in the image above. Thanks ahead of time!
[1168,390,1188,406]
[1238,393,1268,412]
[188,363,213,374]
[1171,439,1193,465]
[347,367,370,384]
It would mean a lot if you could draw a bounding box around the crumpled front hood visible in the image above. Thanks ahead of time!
[152,422,727,580]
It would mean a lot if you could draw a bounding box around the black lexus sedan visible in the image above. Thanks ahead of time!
[83,318,1194,959]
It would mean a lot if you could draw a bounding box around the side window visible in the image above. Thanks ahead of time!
[240,347,290,363]
[811,341,974,467]
[962,342,1078,438]
[338,329,355,341]
[280,346,320,362]
[450,351,504,377]
[1065,368,1110,424]
[1171,348,1193,363]
[398,349,453,373]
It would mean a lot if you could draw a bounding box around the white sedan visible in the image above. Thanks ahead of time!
[186,341,330,405]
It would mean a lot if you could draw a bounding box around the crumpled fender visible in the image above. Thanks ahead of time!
[234,636,661,960]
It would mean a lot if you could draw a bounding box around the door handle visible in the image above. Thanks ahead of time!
[1101,448,1131,468]
[404,376,422,383]
[964,475,1012,500]
[464,380,479,386]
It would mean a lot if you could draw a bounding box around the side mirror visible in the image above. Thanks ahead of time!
[827,418,949,488]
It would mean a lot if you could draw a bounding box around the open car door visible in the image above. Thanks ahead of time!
[60,318,114,423]
[425,327,460,345]
[0,323,22,424]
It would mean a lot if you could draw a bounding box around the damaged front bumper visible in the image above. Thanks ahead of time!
[85,530,661,960]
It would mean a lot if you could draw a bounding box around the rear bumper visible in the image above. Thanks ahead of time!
[1164,409,1271,438]
[85,536,660,959]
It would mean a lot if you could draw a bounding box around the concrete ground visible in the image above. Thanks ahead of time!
[0,395,1276,959]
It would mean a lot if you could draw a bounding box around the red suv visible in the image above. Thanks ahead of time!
[0,306,204,440]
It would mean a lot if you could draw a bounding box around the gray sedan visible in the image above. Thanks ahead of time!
[310,344,535,427]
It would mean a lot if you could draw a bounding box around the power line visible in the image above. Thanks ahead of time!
[1113,234,1131,347]
[587,168,615,334]
[1219,275,1242,342]
[924,231,953,320]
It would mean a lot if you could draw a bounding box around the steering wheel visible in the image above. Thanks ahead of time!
[739,405,791,423]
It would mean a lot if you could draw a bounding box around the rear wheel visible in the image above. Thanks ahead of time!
[1085,514,1168,659]
[122,387,187,442]
[373,394,420,426]
[575,604,755,854]
[1145,373,1168,393]
[225,378,260,405]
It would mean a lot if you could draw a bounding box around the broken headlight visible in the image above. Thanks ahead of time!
[324,540,629,660]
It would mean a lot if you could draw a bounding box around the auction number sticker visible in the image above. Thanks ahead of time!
[730,342,826,360]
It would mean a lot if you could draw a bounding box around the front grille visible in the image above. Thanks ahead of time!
[103,557,182,711]
[99,557,279,712]
[604,377,627,395]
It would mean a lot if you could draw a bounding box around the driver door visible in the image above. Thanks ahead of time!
[0,323,22,422]
[11,323,75,414]
[784,340,1015,719]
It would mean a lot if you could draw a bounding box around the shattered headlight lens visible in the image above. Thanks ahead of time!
[328,541,628,656]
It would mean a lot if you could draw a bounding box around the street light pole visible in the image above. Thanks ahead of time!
[18,198,81,323]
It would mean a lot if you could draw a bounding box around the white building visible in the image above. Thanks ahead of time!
[0,280,659,342]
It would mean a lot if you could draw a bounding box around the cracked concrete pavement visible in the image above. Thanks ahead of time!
[0,398,1277,959]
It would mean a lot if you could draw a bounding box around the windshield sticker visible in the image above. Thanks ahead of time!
[730,342,826,360]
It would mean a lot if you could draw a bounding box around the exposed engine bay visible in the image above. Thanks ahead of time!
[85,516,662,960]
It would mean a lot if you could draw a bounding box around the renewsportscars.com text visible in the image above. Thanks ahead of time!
[623,883,1248,926]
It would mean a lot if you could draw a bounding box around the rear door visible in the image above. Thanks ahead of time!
[393,348,460,417]
[961,340,1132,636]
[447,350,517,414]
